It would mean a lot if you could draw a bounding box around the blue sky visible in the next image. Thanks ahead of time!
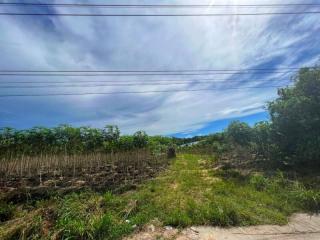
[0,0,320,136]
[172,112,269,138]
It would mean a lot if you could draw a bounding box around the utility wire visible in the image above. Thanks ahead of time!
[0,78,284,85]
[1,2,320,8]
[1,11,320,17]
[0,71,296,77]
[0,79,285,88]
[0,76,291,85]
[0,67,303,72]
[0,85,286,97]
[0,73,292,83]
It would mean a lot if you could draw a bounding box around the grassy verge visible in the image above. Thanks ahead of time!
[0,154,319,240]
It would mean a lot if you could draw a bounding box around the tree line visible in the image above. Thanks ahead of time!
[0,125,174,156]
[185,67,320,168]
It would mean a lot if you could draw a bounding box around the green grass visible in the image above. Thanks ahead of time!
[1,154,319,240]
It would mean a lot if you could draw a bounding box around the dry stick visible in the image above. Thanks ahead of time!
[125,153,128,184]
[53,155,57,187]
[1,156,7,186]
[27,155,31,178]
[20,153,23,179]
[95,152,97,172]
[60,154,63,180]
[39,153,43,186]
[3,155,8,183]
[73,155,76,179]
[89,153,92,173]
[111,153,115,184]
[9,152,17,177]
[45,153,48,179]
[97,151,99,169]
[39,169,42,186]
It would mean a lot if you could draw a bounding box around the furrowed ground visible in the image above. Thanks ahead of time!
[0,154,319,239]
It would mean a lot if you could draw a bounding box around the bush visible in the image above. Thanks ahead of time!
[0,202,14,222]
[290,187,320,212]
[226,121,252,146]
[249,175,269,191]
[167,147,176,159]
[209,205,240,226]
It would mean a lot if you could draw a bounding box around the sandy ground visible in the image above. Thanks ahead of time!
[125,213,320,240]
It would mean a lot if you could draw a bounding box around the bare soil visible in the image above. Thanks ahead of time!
[126,213,320,240]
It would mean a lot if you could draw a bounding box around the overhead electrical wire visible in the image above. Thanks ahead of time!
[1,11,320,17]
[0,67,298,97]
[1,2,320,8]
[0,79,288,88]
[0,78,288,84]
[0,67,294,97]
[0,67,302,72]
[0,72,294,76]
[0,68,299,77]
[0,85,287,97]
[0,68,296,85]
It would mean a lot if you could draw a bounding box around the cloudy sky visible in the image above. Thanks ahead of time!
[0,0,319,136]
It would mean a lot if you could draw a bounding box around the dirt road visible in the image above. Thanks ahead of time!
[126,213,320,240]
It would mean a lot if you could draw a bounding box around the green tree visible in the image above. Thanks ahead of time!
[133,131,148,148]
[103,125,120,153]
[226,121,252,146]
[268,67,320,167]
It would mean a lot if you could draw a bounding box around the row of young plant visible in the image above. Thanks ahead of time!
[182,67,320,168]
[0,125,174,156]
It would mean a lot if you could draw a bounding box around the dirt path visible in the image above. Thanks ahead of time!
[126,213,320,240]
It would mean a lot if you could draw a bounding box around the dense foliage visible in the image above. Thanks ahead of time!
[268,67,320,166]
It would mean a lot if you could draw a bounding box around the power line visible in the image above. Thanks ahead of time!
[0,79,286,88]
[0,71,295,77]
[0,67,302,72]
[0,78,225,84]
[1,2,320,8]
[1,11,320,17]
[0,85,286,97]
[0,74,291,83]
[0,78,282,85]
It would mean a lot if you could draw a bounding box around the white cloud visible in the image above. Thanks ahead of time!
[0,0,319,134]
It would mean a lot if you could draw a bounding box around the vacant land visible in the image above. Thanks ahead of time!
[0,154,319,239]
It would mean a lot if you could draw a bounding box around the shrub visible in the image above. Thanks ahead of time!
[226,121,252,146]
[208,204,241,226]
[164,208,192,227]
[249,175,269,191]
[167,147,176,159]
[0,202,14,222]
[290,188,320,212]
